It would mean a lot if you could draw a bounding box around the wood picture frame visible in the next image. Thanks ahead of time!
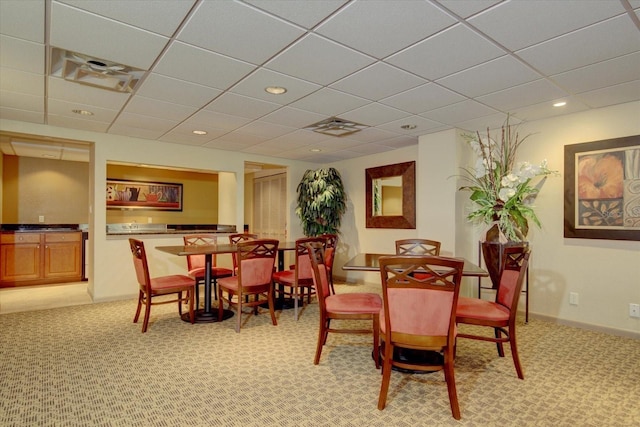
[564,135,640,241]
[365,161,416,229]
[106,179,183,211]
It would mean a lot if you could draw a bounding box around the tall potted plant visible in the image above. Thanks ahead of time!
[295,168,347,236]
[459,117,556,287]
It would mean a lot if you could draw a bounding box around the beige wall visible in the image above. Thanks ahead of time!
[106,164,220,225]
[2,155,89,224]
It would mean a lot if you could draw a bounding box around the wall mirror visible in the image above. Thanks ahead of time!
[365,161,416,229]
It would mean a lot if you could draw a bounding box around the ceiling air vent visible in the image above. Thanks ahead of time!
[305,117,368,137]
[50,48,145,93]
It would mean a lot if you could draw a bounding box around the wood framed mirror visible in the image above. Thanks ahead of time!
[365,161,416,229]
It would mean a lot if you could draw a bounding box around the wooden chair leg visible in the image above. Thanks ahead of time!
[235,294,242,333]
[509,326,524,379]
[377,342,394,410]
[314,316,327,365]
[268,290,277,326]
[141,298,151,333]
[495,327,505,357]
[372,314,380,369]
[443,347,461,420]
[133,290,143,323]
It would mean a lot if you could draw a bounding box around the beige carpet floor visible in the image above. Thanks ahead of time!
[1,282,639,427]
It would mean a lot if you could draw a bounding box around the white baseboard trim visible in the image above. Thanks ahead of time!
[523,312,640,340]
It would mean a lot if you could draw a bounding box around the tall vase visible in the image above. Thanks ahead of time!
[481,224,527,289]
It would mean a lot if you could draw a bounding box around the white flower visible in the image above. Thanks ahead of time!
[499,187,516,201]
[501,173,520,188]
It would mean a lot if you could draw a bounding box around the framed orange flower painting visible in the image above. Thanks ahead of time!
[564,135,640,241]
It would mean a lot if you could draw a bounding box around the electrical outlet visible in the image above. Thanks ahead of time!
[569,292,579,306]
[630,303,640,318]
[38,215,45,223]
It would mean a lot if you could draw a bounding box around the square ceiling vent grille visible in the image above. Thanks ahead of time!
[305,117,368,137]
[50,48,145,93]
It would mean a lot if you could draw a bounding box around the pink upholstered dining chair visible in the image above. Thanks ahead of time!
[183,234,233,305]
[129,238,195,333]
[217,239,279,333]
[228,233,258,274]
[272,236,326,320]
[377,255,464,419]
[395,238,441,256]
[319,233,338,295]
[456,246,530,379]
[307,241,381,368]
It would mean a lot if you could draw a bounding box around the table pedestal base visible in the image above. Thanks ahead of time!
[181,308,234,323]
[378,344,443,374]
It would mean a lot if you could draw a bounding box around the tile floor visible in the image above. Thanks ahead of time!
[0,282,92,314]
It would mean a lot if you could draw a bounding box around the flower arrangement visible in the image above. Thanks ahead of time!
[459,117,556,242]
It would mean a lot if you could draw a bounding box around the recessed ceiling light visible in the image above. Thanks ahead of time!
[401,124,417,130]
[553,101,567,107]
[72,109,93,116]
[265,86,287,95]
[309,148,322,153]
[192,130,207,135]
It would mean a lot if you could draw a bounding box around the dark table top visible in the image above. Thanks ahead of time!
[156,241,297,256]
[342,253,488,277]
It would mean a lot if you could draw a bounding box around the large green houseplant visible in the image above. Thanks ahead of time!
[295,168,347,236]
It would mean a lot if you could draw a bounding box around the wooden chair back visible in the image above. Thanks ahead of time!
[395,238,441,256]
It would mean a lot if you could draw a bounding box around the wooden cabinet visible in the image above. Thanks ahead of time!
[0,231,82,287]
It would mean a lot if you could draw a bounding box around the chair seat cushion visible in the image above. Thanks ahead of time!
[150,275,194,291]
[189,267,233,279]
[325,293,382,314]
[272,269,295,284]
[456,296,509,322]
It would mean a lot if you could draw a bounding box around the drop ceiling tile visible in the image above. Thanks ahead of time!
[0,68,44,96]
[205,92,281,119]
[244,0,347,28]
[338,127,400,143]
[241,143,285,156]
[299,152,343,163]
[57,0,196,37]
[469,0,625,51]
[154,42,255,90]
[49,2,169,70]
[380,83,465,114]
[177,0,305,64]
[109,124,166,140]
[311,137,364,152]
[265,34,374,85]
[236,121,296,138]
[330,62,426,101]
[48,98,118,122]
[377,135,420,149]
[551,52,640,94]
[47,114,110,132]
[348,143,397,155]
[158,129,223,146]
[576,80,640,109]
[437,0,501,19]
[124,96,197,122]
[420,99,499,125]
[0,106,44,123]
[260,106,326,128]
[47,77,129,110]
[264,129,329,147]
[289,87,369,116]
[0,0,44,42]
[510,97,590,123]
[516,15,640,76]
[378,115,447,136]
[387,24,505,80]
[135,73,222,108]
[437,55,542,98]
[0,91,44,112]
[316,0,455,59]
[203,138,260,151]
[208,131,269,146]
[476,79,568,112]
[0,35,45,74]
[114,112,179,133]
[340,103,411,126]
[184,110,252,131]
[230,68,321,104]
[451,112,512,134]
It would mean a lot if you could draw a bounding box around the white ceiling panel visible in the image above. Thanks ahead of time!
[49,2,169,70]
[244,0,348,28]
[516,15,640,76]
[387,24,505,80]
[317,0,455,59]
[436,55,542,98]
[1,0,638,163]
[0,0,44,42]
[0,35,45,74]
[135,73,222,108]
[265,34,374,85]
[177,0,305,65]
[469,0,626,51]
[57,0,197,37]
[330,62,426,101]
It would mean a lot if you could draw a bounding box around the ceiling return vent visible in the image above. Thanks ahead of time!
[305,117,368,137]
[50,48,145,93]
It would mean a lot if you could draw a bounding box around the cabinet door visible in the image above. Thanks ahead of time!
[0,242,41,282]
[44,240,82,280]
